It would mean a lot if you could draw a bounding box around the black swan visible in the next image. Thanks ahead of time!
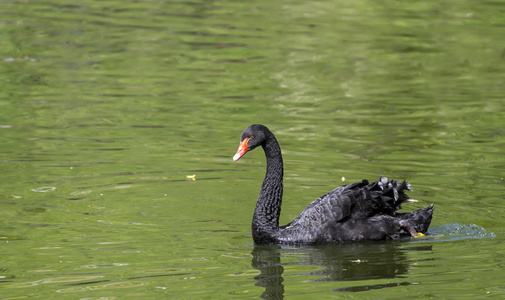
[233,124,434,245]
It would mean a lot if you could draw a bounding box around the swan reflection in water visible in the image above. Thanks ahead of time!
[251,241,432,299]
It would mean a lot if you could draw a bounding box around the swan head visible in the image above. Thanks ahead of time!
[233,124,270,161]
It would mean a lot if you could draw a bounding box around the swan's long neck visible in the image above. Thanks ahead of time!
[252,134,284,243]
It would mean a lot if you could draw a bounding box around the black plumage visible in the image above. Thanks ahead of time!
[233,124,434,245]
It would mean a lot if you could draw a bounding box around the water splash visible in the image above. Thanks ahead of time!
[410,223,495,243]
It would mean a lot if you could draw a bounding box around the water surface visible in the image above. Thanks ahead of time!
[1,0,504,298]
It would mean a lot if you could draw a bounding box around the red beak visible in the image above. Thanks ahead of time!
[233,138,250,161]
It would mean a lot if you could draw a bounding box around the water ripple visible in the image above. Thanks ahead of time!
[31,187,56,192]
[409,223,496,243]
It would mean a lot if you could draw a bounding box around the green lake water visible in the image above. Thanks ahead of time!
[1,0,504,298]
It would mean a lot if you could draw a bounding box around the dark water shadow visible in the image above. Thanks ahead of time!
[251,241,432,299]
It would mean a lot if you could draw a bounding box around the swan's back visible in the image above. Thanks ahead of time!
[275,177,432,244]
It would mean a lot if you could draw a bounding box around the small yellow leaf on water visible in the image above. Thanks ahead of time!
[413,232,425,238]
[186,174,196,181]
